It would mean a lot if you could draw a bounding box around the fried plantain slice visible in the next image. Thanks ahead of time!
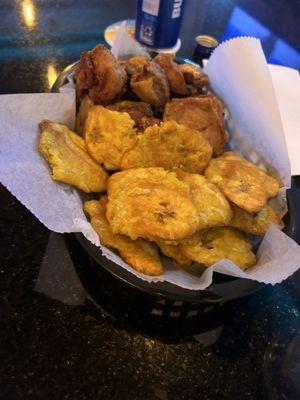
[38,120,108,193]
[180,227,256,269]
[75,95,94,136]
[156,240,192,267]
[84,105,137,170]
[204,152,280,213]
[84,197,163,276]
[106,167,200,241]
[229,202,281,235]
[120,121,212,173]
[176,170,233,229]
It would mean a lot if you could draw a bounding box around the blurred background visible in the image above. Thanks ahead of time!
[0,0,299,94]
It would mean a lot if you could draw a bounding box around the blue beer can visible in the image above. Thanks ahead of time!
[135,0,185,49]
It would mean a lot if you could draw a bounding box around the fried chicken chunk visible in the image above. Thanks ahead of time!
[156,240,192,267]
[84,197,163,276]
[229,203,281,235]
[179,63,210,89]
[204,152,280,213]
[163,95,227,156]
[74,44,127,105]
[38,120,108,193]
[107,168,200,241]
[84,105,137,170]
[120,121,212,173]
[125,55,150,75]
[106,100,153,129]
[154,53,188,95]
[75,95,94,136]
[176,170,233,229]
[130,59,170,107]
[139,116,161,130]
[180,227,256,269]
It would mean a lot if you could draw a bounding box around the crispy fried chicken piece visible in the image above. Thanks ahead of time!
[74,44,127,105]
[125,55,150,75]
[139,116,161,130]
[106,100,153,130]
[130,59,170,107]
[163,95,227,156]
[154,53,188,95]
[179,63,210,89]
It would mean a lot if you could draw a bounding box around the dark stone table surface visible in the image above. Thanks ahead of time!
[0,1,299,399]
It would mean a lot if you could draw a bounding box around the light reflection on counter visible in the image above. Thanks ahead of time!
[47,64,58,90]
[22,0,36,28]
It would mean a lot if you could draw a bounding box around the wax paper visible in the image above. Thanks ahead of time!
[0,92,84,233]
[268,64,300,176]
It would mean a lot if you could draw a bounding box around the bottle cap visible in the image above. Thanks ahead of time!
[193,35,219,66]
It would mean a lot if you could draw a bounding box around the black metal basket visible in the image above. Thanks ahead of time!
[52,60,300,316]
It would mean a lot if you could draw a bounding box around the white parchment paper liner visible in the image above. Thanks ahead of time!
[268,64,300,176]
[1,37,300,291]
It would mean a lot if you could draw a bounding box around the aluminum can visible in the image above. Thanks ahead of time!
[135,0,185,48]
